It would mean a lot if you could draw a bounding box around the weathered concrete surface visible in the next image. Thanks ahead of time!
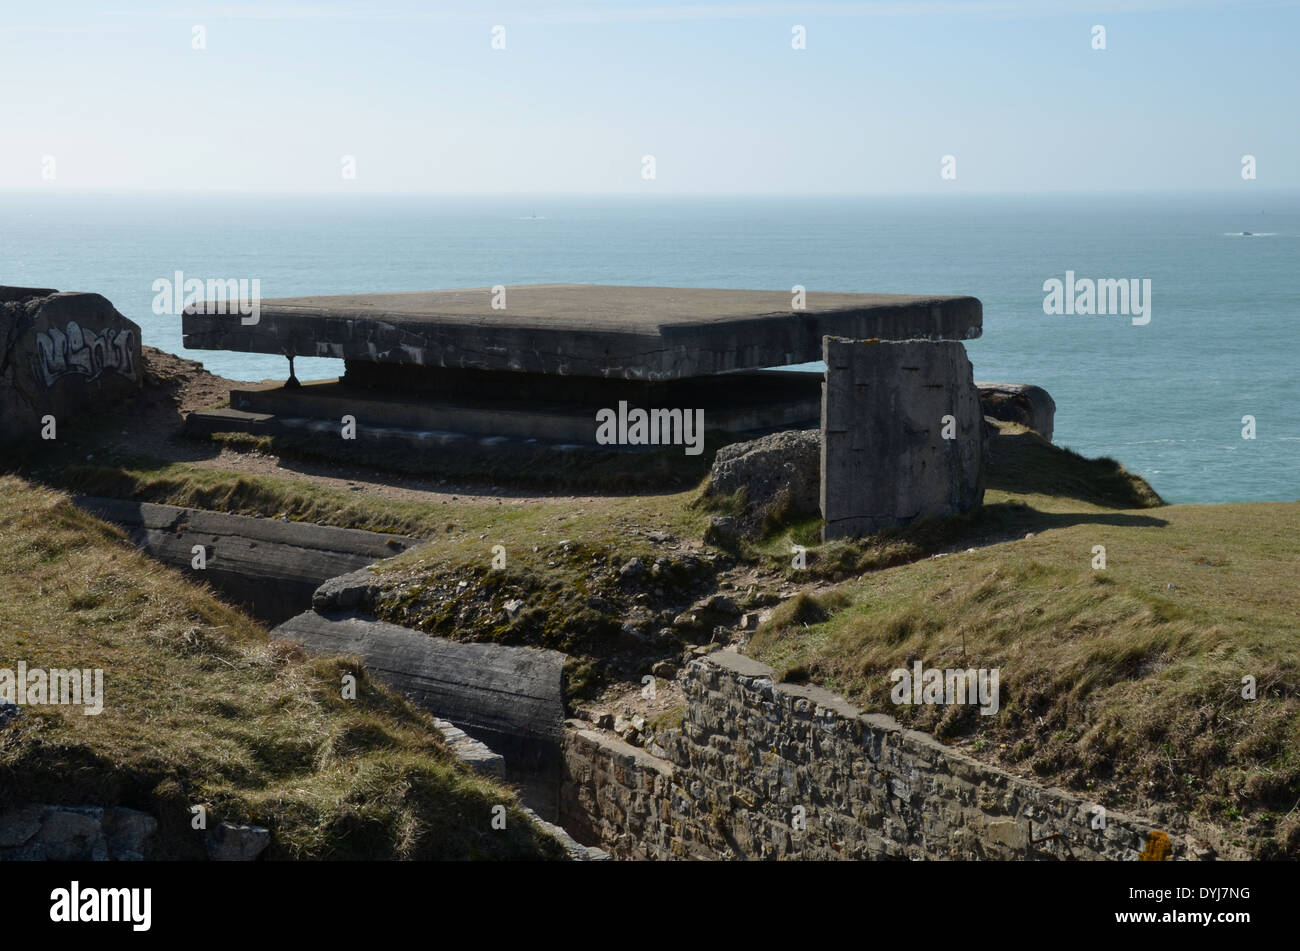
[182,284,982,379]
[182,405,572,455]
[705,428,820,536]
[313,565,383,613]
[821,337,984,540]
[271,609,568,818]
[519,805,612,862]
[75,497,417,624]
[431,717,507,779]
[426,716,609,860]
[206,822,271,861]
[211,368,822,444]
[975,381,1056,441]
[559,651,1244,861]
[0,286,142,446]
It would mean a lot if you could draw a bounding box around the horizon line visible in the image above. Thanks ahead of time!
[3,186,1296,198]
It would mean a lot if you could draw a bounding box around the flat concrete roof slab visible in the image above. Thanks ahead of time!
[182,284,981,379]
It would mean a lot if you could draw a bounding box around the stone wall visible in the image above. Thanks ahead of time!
[561,727,686,860]
[0,725,602,862]
[0,805,158,861]
[560,651,1239,861]
[429,717,608,860]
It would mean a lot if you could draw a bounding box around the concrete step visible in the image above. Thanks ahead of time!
[233,380,607,443]
[185,376,1053,453]
[272,610,567,746]
[184,406,584,453]
[223,376,821,445]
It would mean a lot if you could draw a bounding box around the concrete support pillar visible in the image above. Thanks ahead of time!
[821,336,984,540]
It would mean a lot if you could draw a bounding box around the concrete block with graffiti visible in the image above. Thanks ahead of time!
[0,286,143,447]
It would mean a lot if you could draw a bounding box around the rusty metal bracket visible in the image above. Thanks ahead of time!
[1028,820,1076,860]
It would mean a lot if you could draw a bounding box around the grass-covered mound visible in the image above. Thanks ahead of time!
[0,476,564,860]
[21,417,1297,858]
[32,448,724,703]
[51,458,452,538]
[370,493,719,703]
[750,499,1300,858]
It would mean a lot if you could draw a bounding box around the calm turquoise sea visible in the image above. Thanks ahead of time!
[3,191,1297,505]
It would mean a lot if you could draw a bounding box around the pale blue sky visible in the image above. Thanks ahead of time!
[1,0,1296,193]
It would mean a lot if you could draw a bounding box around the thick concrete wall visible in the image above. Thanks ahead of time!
[76,497,417,624]
[272,609,569,819]
[0,287,142,447]
[821,337,984,540]
[560,652,1241,861]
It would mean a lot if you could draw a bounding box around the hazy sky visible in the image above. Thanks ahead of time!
[1,0,1296,193]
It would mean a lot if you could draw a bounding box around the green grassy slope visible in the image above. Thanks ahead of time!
[750,473,1299,856]
[0,476,563,860]
[18,421,1298,858]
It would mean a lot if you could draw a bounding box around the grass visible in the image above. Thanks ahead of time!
[45,460,452,538]
[191,428,724,492]
[706,423,1163,582]
[43,454,710,542]
[0,475,565,860]
[371,493,717,702]
[748,500,1300,858]
[15,419,1299,857]
[25,447,718,704]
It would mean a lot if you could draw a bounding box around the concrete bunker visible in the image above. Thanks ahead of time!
[181,284,982,450]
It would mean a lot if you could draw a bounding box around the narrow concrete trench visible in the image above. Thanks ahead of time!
[77,497,579,829]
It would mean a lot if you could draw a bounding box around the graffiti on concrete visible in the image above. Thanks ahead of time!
[32,321,138,387]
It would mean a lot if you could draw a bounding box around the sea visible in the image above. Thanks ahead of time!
[2,190,1297,505]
